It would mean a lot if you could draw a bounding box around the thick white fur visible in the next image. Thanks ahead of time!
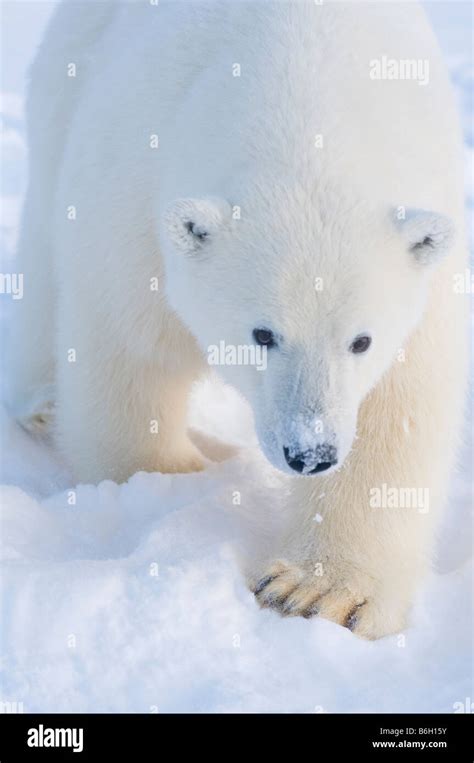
[9,1,468,637]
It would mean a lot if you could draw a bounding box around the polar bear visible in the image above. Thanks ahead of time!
[9,1,467,638]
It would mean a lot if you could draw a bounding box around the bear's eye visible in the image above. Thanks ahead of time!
[253,328,276,348]
[350,334,372,354]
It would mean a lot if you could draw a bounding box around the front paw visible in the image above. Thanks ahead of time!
[252,559,408,640]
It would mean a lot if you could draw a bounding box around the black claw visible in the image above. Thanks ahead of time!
[345,601,366,631]
[345,612,358,631]
[253,574,277,596]
[281,599,295,615]
[302,603,320,619]
[263,592,286,610]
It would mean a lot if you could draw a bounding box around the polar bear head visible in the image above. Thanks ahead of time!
[161,189,454,476]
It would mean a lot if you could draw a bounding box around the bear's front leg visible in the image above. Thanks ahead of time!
[252,355,460,639]
[252,480,432,639]
[252,541,420,640]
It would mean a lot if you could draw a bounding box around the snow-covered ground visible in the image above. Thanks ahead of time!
[0,1,472,713]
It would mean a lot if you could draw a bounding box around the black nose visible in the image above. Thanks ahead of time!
[283,446,337,474]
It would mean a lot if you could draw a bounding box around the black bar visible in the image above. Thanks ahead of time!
[0,713,471,760]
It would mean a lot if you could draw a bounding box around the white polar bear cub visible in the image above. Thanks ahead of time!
[9,1,468,638]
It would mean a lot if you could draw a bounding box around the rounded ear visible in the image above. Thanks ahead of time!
[163,197,232,256]
[395,208,455,266]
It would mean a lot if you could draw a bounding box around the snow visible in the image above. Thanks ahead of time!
[0,2,472,713]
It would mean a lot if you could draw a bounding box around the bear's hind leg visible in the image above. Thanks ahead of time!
[56,337,205,485]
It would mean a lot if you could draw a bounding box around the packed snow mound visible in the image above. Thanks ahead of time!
[0,375,472,713]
